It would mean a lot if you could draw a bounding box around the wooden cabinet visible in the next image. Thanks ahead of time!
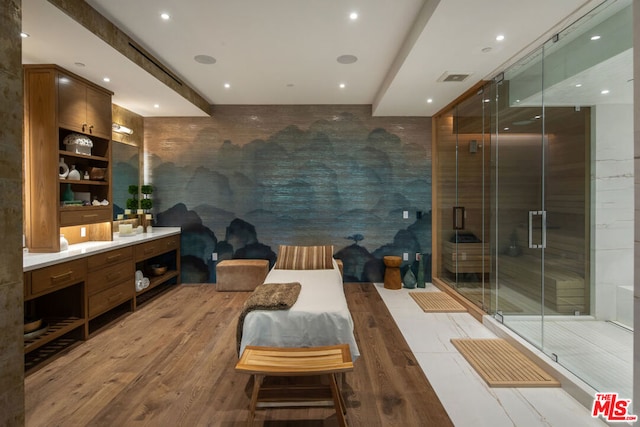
[23,232,181,373]
[24,259,87,372]
[24,65,114,253]
[58,72,112,140]
[87,247,134,319]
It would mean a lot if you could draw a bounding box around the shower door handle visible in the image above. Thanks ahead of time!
[528,210,547,249]
[453,206,465,230]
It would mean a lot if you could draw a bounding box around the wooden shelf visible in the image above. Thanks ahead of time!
[136,270,179,296]
[59,179,109,186]
[23,316,84,354]
[59,150,108,163]
[135,280,177,308]
[24,336,82,374]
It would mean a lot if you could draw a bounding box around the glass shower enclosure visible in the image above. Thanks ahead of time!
[435,0,633,398]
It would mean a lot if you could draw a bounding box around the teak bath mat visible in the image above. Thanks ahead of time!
[409,291,467,313]
[451,338,560,388]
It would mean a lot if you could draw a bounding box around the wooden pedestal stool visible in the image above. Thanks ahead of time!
[383,255,402,290]
[235,344,354,426]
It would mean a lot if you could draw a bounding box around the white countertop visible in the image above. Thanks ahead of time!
[23,227,181,272]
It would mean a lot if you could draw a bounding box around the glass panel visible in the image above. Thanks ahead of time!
[436,108,459,287]
[493,45,545,345]
[453,89,490,308]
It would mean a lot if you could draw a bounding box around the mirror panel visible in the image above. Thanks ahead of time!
[111,104,143,219]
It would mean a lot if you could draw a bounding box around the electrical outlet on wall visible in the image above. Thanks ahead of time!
[402,210,409,219]
[403,252,409,261]
[212,252,218,261]
[80,227,86,237]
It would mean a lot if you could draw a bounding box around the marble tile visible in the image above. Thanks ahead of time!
[375,284,608,426]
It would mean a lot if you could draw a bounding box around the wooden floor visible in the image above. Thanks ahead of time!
[25,283,452,426]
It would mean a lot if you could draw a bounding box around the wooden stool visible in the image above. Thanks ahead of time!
[235,344,354,426]
[216,259,269,291]
[383,256,402,290]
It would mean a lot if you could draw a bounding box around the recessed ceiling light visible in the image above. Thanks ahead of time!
[601,89,610,95]
[337,54,358,64]
[103,77,110,82]
[484,99,490,103]
[496,34,505,41]
[426,98,433,104]
[154,104,160,108]
[339,83,346,89]
[515,99,521,103]
[575,83,582,87]
[534,115,541,119]
[160,12,170,20]
[590,35,601,41]
[224,83,231,89]
[20,32,29,38]
[349,12,358,20]
[504,127,510,131]
[194,55,216,64]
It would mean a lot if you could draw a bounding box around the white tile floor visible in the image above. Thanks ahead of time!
[374,282,608,427]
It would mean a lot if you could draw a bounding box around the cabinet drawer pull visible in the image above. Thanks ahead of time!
[106,272,122,281]
[51,271,72,282]
[107,292,123,303]
[144,247,156,254]
[106,254,122,262]
[83,214,99,219]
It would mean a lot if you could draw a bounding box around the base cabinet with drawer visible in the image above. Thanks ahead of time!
[23,232,180,373]
[24,259,87,372]
[86,246,135,334]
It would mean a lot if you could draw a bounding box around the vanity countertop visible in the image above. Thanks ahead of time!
[23,227,181,272]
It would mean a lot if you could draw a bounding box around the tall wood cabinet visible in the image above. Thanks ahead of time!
[24,65,114,252]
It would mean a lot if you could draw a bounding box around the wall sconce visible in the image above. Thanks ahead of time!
[112,123,134,135]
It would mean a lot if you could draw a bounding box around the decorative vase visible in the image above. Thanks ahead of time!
[403,268,417,289]
[63,183,74,202]
[59,158,69,179]
[59,234,68,251]
[417,253,425,288]
[67,165,81,180]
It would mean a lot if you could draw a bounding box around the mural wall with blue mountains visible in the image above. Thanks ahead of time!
[142,105,432,283]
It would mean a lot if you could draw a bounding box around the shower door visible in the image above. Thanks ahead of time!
[492,54,546,344]
[493,38,590,353]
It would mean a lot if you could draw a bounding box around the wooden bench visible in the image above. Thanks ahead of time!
[235,344,354,426]
[498,255,585,313]
[442,241,490,274]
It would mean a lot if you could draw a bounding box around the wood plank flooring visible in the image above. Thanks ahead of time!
[25,283,452,427]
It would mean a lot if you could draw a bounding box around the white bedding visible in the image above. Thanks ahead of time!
[239,260,360,360]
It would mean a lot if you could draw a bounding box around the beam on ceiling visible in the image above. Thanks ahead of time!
[47,0,211,116]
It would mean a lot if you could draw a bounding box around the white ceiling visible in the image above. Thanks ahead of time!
[21,0,602,117]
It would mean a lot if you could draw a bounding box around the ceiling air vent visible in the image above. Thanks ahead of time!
[437,72,472,83]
